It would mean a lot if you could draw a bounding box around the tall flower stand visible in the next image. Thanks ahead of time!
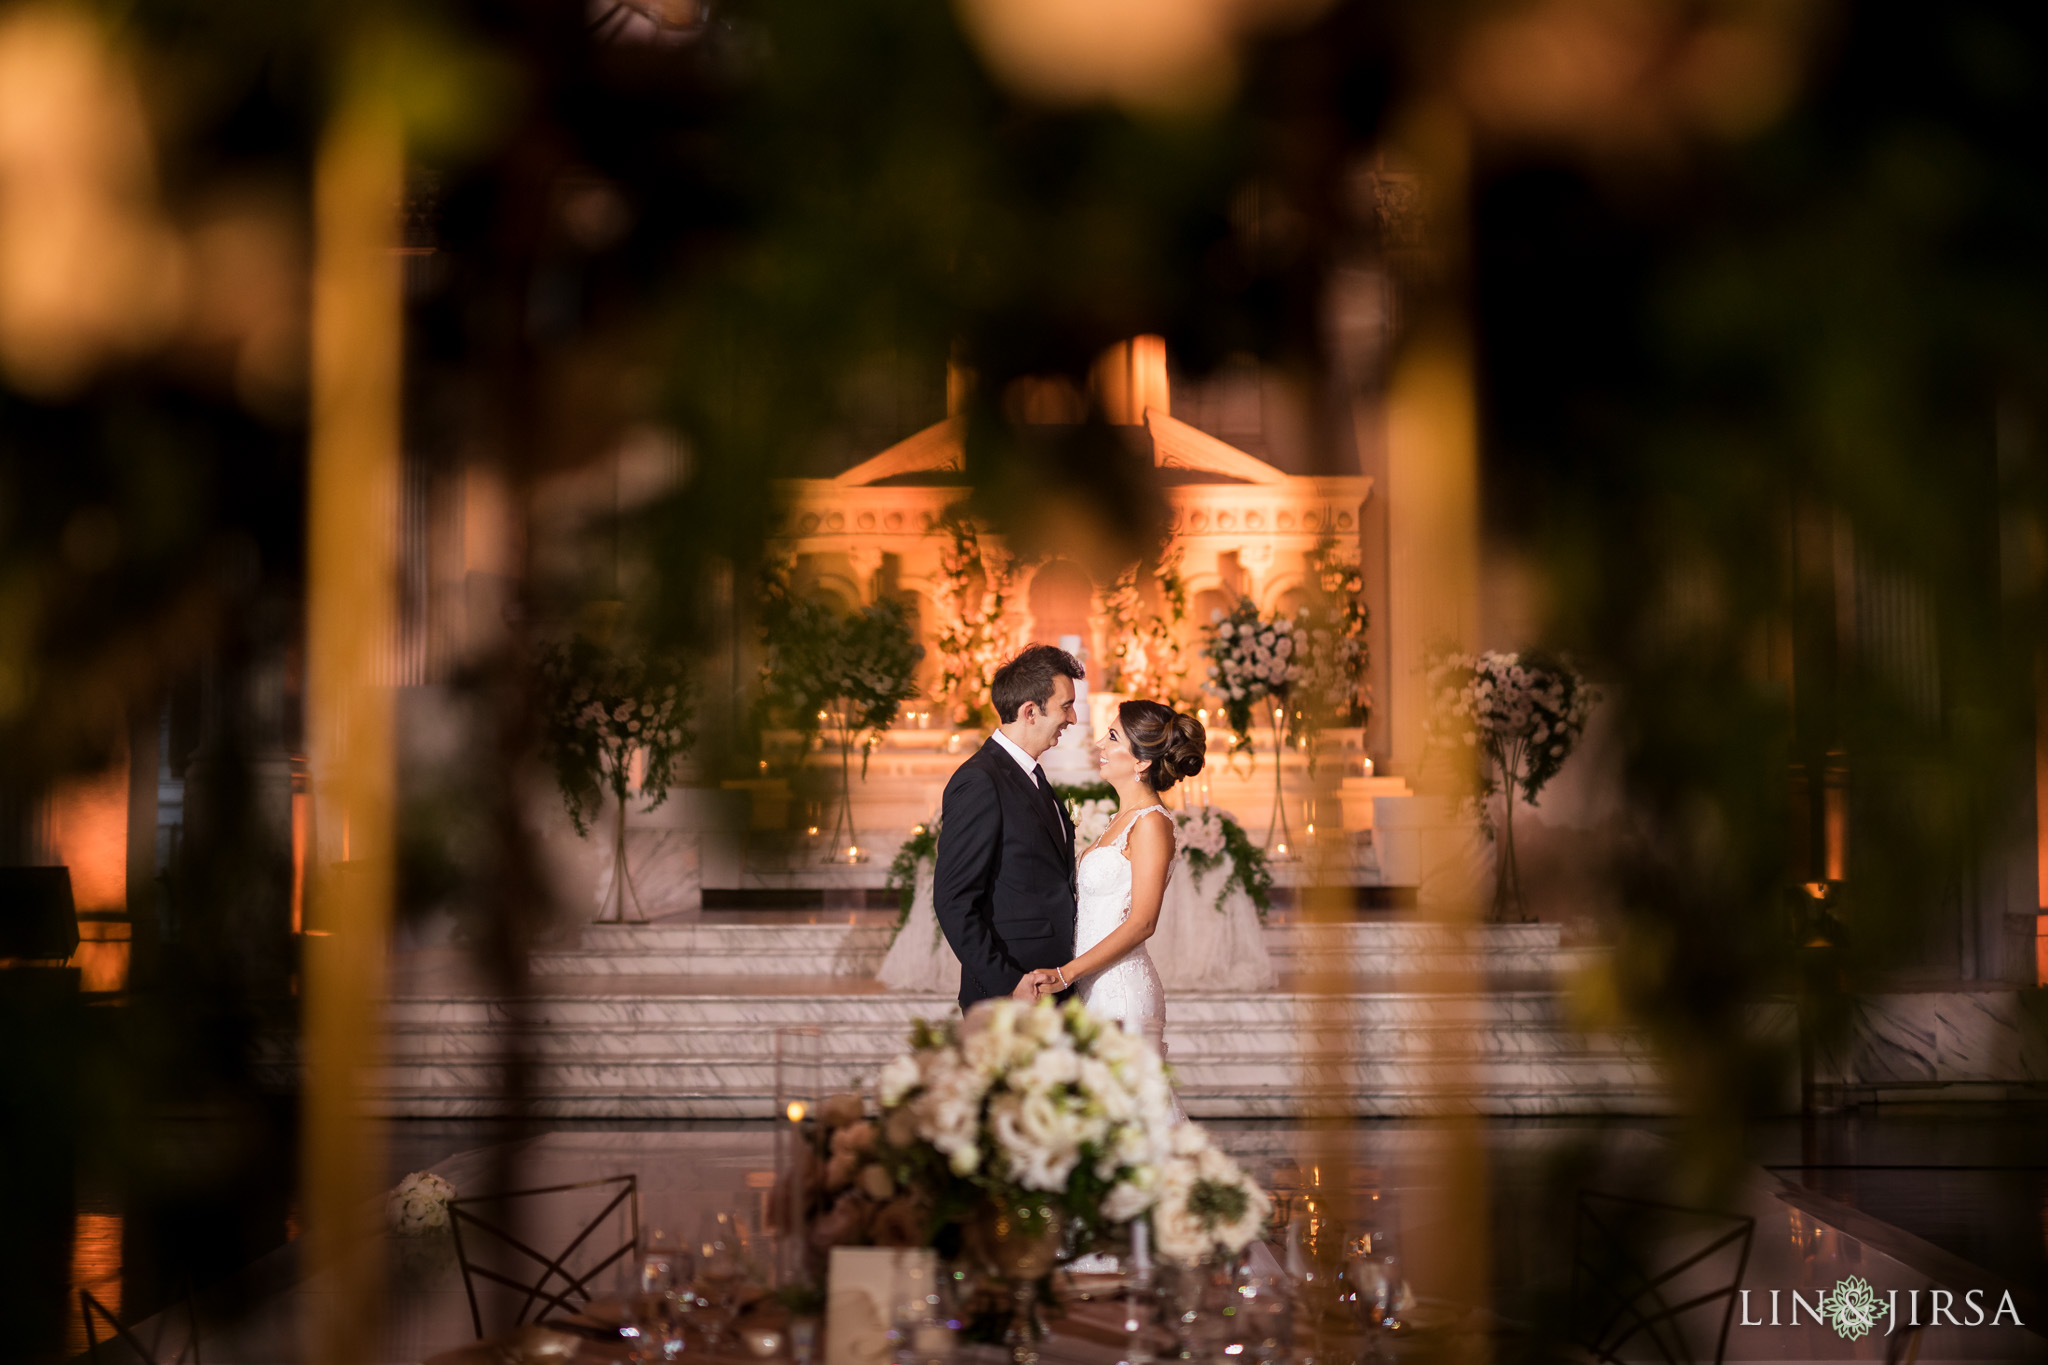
[822,709,869,864]
[1489,735,1529,923]
[598,793,648,923]
[1263,706,1297,861]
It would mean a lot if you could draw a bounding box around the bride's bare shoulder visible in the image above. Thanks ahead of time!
[1126,807,1174,858]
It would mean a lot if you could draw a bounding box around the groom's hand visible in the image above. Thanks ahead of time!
[1011,969,1054,1001]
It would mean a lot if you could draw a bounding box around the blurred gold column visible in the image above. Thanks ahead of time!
[303,89,402,1365]
[1358,101,1489,1353]
[1392,104,1490,1342]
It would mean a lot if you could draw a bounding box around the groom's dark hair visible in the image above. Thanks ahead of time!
[991,644,1084,723]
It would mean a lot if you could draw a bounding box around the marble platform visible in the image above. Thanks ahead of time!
[1746,987,2048,1100]
[527,918,1609,980]
[369,914,1663,1119]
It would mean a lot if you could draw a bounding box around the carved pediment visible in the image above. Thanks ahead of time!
[832,417,965,486]
[831,408,1294,488]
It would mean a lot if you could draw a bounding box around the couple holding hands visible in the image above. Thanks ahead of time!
[930,643,1208,1061]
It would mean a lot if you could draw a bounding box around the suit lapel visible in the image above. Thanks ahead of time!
[982,740,1069,854]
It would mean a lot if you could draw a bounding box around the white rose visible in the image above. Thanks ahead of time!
[879,1053,923,1107]
[1103,1180,1156,1222]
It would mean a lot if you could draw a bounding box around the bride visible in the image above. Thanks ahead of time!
[1025,700,1205,1060]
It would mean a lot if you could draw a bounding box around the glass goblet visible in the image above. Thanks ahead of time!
[696,1210,747,1349]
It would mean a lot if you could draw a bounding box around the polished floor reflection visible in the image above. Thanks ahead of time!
[88,1111,2048,1363]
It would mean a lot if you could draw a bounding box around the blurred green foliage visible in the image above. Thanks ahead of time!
[3,0,2048,1349]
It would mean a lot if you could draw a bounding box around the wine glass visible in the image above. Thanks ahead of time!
[1230,1264,1294,1365]
[696,1210,746,1349]
[643,1230,692,1361]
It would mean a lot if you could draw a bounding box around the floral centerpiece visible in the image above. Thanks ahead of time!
[389,1171,457,1235]
[788,999,1267,1346]
[535,633,695,921]
[1424,649,1595,921]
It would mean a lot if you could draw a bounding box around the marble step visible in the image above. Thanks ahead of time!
[529,921,1601,979]
[383,989,1584,1030]
[369,1055,1671,1120]
[366,1090,1669,1120]
[382,1020,1647,1062]
[372,1051,1658,1092]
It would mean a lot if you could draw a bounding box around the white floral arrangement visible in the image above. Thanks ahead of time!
[1204,600,1303,740]
[388,1171,457,1236]
[1152,1124,1272,1264]
[817,998,1268,1265]
[1173,807,1227,859]
[1424,649,1594,826]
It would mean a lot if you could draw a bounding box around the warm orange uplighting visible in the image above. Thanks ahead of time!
[0,7,185,397]
[291,778,310,934]
[66,1211,121,1358]
[47,757,127,913]
[785,1100,807,1123]
[48,745,131,991]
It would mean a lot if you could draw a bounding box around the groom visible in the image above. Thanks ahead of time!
[933,643,1085,1011]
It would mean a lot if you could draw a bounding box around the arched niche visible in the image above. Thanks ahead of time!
[1027,559,1096,675]
[1267,574,1309,619]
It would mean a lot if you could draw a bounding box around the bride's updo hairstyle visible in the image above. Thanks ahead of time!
[1118,699,1206,791]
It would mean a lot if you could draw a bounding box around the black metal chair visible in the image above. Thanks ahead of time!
[80,1289,200,1365]
[1570,1192,1755,1365]
[448,1174,640,1338]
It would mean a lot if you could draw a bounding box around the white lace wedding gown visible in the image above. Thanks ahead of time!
[1072,804,1172,1056]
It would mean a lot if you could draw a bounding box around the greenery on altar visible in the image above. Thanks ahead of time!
[1306,539,1372,728]
[755,560,925,776]
[1097,550,1193,703]
[885,818,940,924]
[533,633,696,838]
[931,509,1023,729]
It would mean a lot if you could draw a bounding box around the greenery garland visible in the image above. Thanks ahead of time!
[1097,548,1192,703]
[883,782,1275,947]
[1176,808,1274,921]
[931,509,1021,728]
[885,818,939,927]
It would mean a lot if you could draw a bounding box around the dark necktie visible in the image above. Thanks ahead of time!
[1032,765,1065,835]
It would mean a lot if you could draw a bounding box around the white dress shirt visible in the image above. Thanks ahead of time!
[990,728,1045,783]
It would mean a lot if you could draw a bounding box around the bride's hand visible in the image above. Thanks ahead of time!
[1012,969,1054,1001]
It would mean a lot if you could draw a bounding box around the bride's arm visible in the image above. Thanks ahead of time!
[1056,814,1172,985]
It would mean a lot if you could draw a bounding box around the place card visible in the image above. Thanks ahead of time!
[825,1246,934,1365]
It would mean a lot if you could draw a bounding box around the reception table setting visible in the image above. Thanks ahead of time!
[415,997,1485,1365]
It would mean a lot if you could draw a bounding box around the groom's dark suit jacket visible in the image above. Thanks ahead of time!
[932,737,1077,1010]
